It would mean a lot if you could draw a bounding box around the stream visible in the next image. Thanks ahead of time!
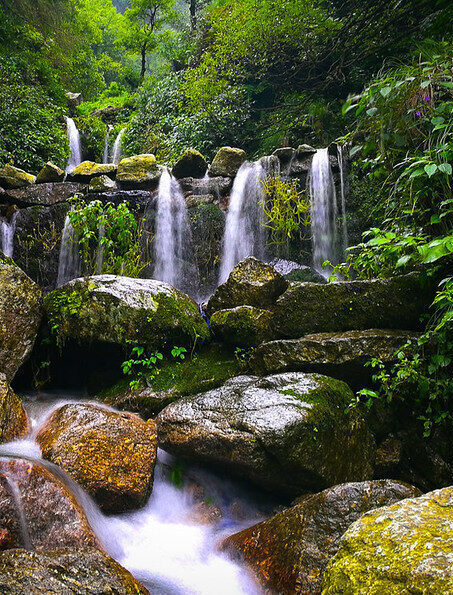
[0,391,272,594]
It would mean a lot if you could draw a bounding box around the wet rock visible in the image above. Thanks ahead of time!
[0,165,35,189]
[0,459,98,549]
[89,175,117,192]
[67,161,117,183]
[297,144,317,157]
[269,258,326,283]
[207,257,289,316]
[172,149,208,179]
[37,403,157,513]
[86,189,152,210]
[209,147,247,177]
[44,275,209,350]
[66,91,82,108]
[157,372,375,496]
[210,306,275,347]
[0,375,28,443]
[186,194,215,208]
[0,529,11,550]
[116,154,162,189]
[179,175,232,197]
[35,163,65,184]
[249,329,419,382]
[4,182,85,207]
[323,486,453,594]
[272,147,296,163]
[0,262,42,382]
[92,104,122,124]
[222,480,420,594]
[0,548,148,594]
[272,273,435,339]
[190,204,225,294]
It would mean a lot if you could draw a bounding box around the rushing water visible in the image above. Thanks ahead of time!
[154,168,198,298]
[0,392,266,594]
[57,213,81,287]
[112,129,126,165]
[0,210,18,258]
[65,116,82,173]
[218,162,268,284]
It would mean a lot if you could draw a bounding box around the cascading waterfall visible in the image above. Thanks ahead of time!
[218,161,268,284]
[337,145,349,254]
[0,211,18,258]
[154,168,198,296]
[65,116,82,173]
[4,474,32,550]
[57,214,81,287]
[102,126,112,164]
[112,129,126,165]
[308,148,339,275]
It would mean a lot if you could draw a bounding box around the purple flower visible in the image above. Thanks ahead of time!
[416,111,422,116]
[424,96,431,101]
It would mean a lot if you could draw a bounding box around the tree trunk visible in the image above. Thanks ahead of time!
[189,0,196,30]
[140,41,147,80]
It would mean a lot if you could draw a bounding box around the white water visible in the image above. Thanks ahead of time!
[65,116,82,173]
[0,393,265,594]
[154,168,198,297]
[112,129,126,165]
[0,211,18,258]
[218,162,268,284]
[337,145,349,255]
[57,214,81,286]
[308,148,339,275]
[102,126,112,164]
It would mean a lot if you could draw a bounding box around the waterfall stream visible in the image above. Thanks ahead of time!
[65,117,82,173]
[218,162,268,284]
[0,393,265,594]
[112,129,126,165]
[4,475,32,550]
[103,126,112,164]
[0,211,18,258]
[57,214,81,287]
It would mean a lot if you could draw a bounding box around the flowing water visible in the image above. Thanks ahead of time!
[112,129,126,165]
[0,392,267,594]
[154,168,198,298]
[57,213,81,286]
[103,126,112,164]
[65,116,82,173]
[218,162,268,284]
[0,211,18,258]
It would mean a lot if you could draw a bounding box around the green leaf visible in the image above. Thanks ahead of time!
[380,86,391,97]
[366,107,378,117]
[430,214,441,224]
[424,164,438,177]
[421,80,431,89]
[349,145,363,157]
[438,163,452,175]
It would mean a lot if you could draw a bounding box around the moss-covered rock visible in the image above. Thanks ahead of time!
[272,273,435,339]
[323,486,453,594]
[98,345,241,417]
[157,372,375,495]
[89,174,116,192]
[0,262,42,382]
[190,203,225,295]
[172,149,208,179]
[0,374,28,443]
[207,257,289,316]
[67,161,117,183]
[43,275,209,350]
[37,403,157,513]
[222,480,420,594]
[210,306,275,347]
[35,163,65,184]
[0,165,35,189]
[4,182,85,207]
[0,459,98,550]
[116,154,162,189]
[0,548,148,594]
[209,147,247,177]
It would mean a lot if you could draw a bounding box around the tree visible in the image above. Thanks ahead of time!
[124,0,176,80]
[183,0,209,31]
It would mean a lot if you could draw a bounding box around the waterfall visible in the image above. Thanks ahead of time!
[337,145,349,255]
[218,162,267,284]
[112,129,126,165]
[4,475,32,550]
[102,126,112,164]
[154,168,198,296]
[65,117,82,173]
[1,211,18,258]
[308,148,339,275]
[57,214,81,287]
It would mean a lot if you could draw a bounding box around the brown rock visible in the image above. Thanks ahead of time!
[0,375,28,443]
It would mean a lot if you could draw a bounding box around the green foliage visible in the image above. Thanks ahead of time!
[122,344,187,389]
[75,115,107,162]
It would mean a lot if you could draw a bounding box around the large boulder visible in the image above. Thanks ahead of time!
[37,403,157,513]
[172,149,208,179]
[0,459,98,550]
[272,273,435,339]
[210,306,275,347]
[209,147,247,177]
[222,480,420,594]
[269,258,327,284]
[0,262,42,382]
[4,182,85,207]
[89,175,116,192]
[116,154,162,189]
[35,163,65,184]
[0,548,148,594]
[0,165,35,189]
[67,161,117,183]
[249,329,419,383]
[157,372,375,495]
[207,257,289,316]
[0,375,28,443]
[44,275,209,350]
[323,486,453,594]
